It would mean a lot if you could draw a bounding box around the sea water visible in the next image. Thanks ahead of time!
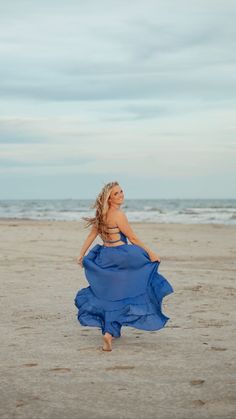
[0,198,235,224]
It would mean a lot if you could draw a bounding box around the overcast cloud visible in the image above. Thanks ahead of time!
[0,0,235,199]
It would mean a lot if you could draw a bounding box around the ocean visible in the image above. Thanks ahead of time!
[0,199,235,224]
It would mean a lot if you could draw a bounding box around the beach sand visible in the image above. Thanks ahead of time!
[0,219,235,419]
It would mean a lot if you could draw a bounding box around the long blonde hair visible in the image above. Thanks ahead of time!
[81,181,120,240]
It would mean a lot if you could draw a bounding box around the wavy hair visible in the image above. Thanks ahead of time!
[81,181,120,240]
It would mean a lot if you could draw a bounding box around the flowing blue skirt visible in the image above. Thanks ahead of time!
[74,242,174,337]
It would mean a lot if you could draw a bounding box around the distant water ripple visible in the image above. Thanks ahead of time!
[0,199,235,224]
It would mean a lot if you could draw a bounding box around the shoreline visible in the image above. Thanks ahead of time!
[0,217,234,227]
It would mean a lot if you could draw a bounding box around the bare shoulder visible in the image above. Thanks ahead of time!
[115,209,126,217]
[114,209,136,240]
[106,209,127,225]
[114,209,129,223]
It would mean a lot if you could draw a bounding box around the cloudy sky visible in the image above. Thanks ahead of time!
[0,0,235,199]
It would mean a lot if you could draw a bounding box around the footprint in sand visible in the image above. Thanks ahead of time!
[190,379,205,386]
[192,399,206,406]
[198,320,227,327]
[210,346,227,351]
[168,325,180,328]
[16,326,33,330]
[16,400,27,407]
[22,363,38,367]
[16,396,40,407]
[186,285,203,291]
[105,366,135,371]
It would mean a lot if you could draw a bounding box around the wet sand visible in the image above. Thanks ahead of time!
[0,219,235,419]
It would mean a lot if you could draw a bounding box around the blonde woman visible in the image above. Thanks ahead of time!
[74,181,174,351]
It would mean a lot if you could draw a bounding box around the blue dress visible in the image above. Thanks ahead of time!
[74,226,174,338]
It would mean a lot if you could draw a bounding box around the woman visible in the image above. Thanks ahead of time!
[74,181,174,352]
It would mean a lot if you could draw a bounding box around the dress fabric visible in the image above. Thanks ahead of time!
[74,230,174,338]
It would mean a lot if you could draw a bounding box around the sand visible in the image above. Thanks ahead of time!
[0,219,235,419]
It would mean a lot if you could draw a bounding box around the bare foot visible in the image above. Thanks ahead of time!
[102,332,112,351]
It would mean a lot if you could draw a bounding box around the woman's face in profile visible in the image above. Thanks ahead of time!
[109,185,124,205]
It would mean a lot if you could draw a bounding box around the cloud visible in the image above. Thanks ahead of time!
[0,1,235,102]
[0,0,235,198]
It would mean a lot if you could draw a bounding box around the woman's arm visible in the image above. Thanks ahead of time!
[116,211,161,261]
[79,224,98,257]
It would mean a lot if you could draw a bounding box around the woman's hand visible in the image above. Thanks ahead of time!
[148,251,161,263]
[76,254,84,268]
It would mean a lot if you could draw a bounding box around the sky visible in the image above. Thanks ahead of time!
[0,0,235,199]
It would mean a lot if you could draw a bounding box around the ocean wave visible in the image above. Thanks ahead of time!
[0,199,235,224]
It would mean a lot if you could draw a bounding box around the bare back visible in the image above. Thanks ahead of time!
[101,209,124,247]
[100,208,137,247]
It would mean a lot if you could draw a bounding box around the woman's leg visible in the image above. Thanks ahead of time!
[102,321,121,338]
[102,332,113,351]
[102,321,122,351]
